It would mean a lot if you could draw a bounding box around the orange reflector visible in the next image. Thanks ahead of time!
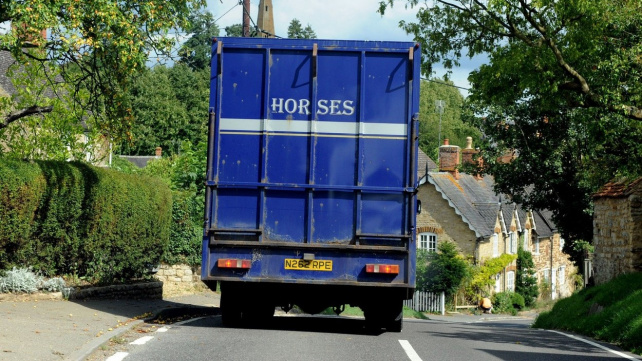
[365,264,399,274]
[217,259,251,269]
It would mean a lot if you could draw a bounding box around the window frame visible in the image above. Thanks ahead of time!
[492,233,499,257]
[419,232,437,253]
[506,271,515,292]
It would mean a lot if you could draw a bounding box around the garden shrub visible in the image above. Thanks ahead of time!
[0,159,172,284]
[163,190,202,265]
[492,292,515,314]
[511,292,526,310]
[0,158,46,269]
[420,241,471,299]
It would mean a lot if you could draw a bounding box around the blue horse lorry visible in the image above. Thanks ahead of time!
[202,37,420,332]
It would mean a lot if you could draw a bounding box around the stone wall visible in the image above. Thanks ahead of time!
[154,264,208,298]
[417,184,478,257]
[593,194,642,284]
[68,281,163,300]
[531,234,577,299]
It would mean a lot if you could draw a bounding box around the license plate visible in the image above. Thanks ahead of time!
[284,259,332,271]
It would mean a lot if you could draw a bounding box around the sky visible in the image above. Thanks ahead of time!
[208,0,484,95]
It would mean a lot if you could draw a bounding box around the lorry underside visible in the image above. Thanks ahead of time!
[205,280,409,332]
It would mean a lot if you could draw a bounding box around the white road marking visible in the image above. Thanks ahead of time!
[130,336,154,345]
[549,330,640,360]
[399,340,423,361]
[106,352,129,361]
[156,326,170,333]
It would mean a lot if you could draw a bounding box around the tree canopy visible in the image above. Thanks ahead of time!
[179,10,220,70]
[0,0,205,140]
[120,63,209,157]
[379,0,642,244]
[287,19,317,39]
[418,79,479,160]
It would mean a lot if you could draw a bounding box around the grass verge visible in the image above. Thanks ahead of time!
[532,272,642,355]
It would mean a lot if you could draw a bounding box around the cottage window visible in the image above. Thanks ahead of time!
[534,238,540,255]
[560,238,565,251]
[542,268,550,283]
[495,273,501,293]
[559,266,566,285]
[492,233,499,257]
[508,232,517,254]
[522,229,530,251]
[419,233,437,253]
[506,271,515,292]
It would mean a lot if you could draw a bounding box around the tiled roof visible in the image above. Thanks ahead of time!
[593,177,642,198]
[428,172,500,238]
[417,148,437,181]
[425,166,558,238]
[0,51,17,96]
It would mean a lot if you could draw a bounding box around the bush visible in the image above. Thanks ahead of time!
[492,292,514,314]
[0,267,66,293]
[511,292,525,310]
[0,159,172,284]
[163,190,202,265]
[0,158,46,269]
[420,241,470,299]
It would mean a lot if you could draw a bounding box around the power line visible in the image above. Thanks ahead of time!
[241,2,284,39]
[216,3,240,23]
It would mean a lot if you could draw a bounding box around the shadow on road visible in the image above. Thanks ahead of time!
[419,323,632,359]
[162,311,386,336]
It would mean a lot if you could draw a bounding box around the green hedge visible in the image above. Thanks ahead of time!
[0,159,172,284]
[163,190,202,266]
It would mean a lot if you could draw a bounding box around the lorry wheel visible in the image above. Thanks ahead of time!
[363,300,404,332]
[220,291,242,327]
[387,304,403,333]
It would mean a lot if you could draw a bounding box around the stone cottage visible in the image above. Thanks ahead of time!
[592,178,642,284]
[416,138,576,299]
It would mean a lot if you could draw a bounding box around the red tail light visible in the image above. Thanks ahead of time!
[365,264,399,274]
[218,259,251,269]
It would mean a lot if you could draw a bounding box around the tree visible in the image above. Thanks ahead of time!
[224,24,243,37]
[0,0,205,140]
[179,10,220,70]
[120,63,209,156]
[418,79,479,160]
[0,49,102,161]
[516,246,538,307]
[287,19,317,39]
[379,1,642,246]
[421,241,470,299]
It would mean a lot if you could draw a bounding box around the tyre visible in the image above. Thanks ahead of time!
[220,290,243,327]
[363,299,404,332]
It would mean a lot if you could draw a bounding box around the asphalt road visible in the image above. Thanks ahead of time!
[96,314,640,361]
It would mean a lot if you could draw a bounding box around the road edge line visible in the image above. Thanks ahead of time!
[548,330,640,360]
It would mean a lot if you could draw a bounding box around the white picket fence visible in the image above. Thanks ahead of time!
[404,291,445,315]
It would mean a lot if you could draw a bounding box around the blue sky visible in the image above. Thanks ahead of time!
[208,0,484,95]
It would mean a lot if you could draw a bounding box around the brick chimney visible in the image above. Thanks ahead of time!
[155,147,162,157]
[461,136,483,180]
[439,138,460,179]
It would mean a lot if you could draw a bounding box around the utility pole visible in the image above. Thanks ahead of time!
[242,0,251,37]
[436,99,445,161]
